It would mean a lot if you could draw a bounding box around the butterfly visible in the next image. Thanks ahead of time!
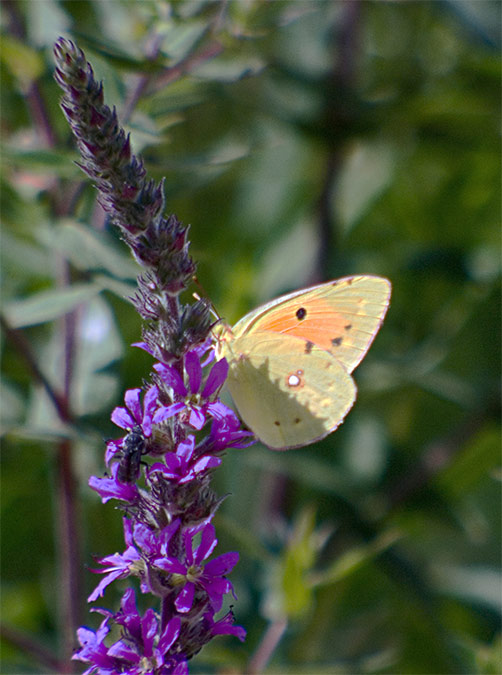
[214,275,391,450]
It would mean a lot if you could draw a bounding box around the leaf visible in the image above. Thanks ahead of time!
[0,36,44,88]
[4,283,101,328]
[71,31,167,73]
[434,425,501,499]
[280,507,321,618]
[0,147,81,177]
[51,219,140,280]
[310,529,402,588]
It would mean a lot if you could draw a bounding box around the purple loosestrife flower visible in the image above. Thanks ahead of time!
[149,435,222,485]
[154,523,239,614]
[74,590,188,674]
[110,386,160,439]
[89,464,140,505]
[154,352,229,430]
[54,37,248,671]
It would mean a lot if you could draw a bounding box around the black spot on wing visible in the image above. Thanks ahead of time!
[296,307,307,320]
[344,323,352,331]
[332,336,343,347]
[305,341,314,354]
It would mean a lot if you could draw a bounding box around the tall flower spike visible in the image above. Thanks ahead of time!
[54,37,198,301]
[54,36,247,672]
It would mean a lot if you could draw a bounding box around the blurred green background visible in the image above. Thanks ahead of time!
[1,1,500,673]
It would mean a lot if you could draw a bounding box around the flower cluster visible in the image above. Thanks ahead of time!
[82,353,251,671]
[53,37,253,673]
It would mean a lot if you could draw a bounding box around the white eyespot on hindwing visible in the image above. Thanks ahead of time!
[286,369,304,388]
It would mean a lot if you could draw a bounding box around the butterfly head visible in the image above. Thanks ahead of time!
[211,322,235,360]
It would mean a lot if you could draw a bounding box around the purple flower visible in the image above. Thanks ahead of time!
[89,462,139,504]
[111,386,159,435]
[153,352,228,430]
[88,518,181,602]
[105,385,184,485]
[88,519,143,602]
[207,609,247,642]
[112,590,187,674]
[106,385,172,469]
[72,617,119,674]
[134,336,214,367]
[88,544,142,603]
[154,523,239,614]
[202,405,255,451]
[74,590,188,674]
[149,435,221,485]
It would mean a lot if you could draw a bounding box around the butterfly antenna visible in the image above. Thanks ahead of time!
[191,275,222,324]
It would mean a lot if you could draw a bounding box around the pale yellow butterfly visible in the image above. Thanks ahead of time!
[214,275,391,450]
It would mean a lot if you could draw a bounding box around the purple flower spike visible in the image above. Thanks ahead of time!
[55,37,247,670]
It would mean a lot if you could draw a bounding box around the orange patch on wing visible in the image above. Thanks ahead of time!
[256,298,348,353]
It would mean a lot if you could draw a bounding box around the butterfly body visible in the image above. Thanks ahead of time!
[215,275,391,450]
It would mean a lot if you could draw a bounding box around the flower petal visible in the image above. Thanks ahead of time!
[177,437,195,464]
[153,402,185,423]
[154,363,187,396]
[185,350,202,394]
[195,523,217,563]
[89,469,138,504]
[204,551,239,577]
[175,582,194,613]
[124,388,142,422]
[202,358,228,398]
[111,406,134,430]
[188,406,205,430]
[87,568,125,602]
[158,616,181,653]
[153,557,186,575]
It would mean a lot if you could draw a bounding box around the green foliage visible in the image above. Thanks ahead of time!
[1,1,500,673]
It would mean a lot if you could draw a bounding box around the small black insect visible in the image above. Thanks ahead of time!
[117,425,147,484]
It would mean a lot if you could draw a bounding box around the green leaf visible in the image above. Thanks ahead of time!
[0,36,44,88]
[310,529,402,588]
[4,283,101,328]
[434,425,501,500]
[281,508,318,618]
[51,219,140,280]
[0,146,81,177]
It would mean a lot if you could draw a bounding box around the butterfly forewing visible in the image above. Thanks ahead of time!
[224,332,357,450]
[233,275,391,374]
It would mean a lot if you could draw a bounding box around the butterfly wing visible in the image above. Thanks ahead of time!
[223,332,357,450]
[232,275,391,374]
